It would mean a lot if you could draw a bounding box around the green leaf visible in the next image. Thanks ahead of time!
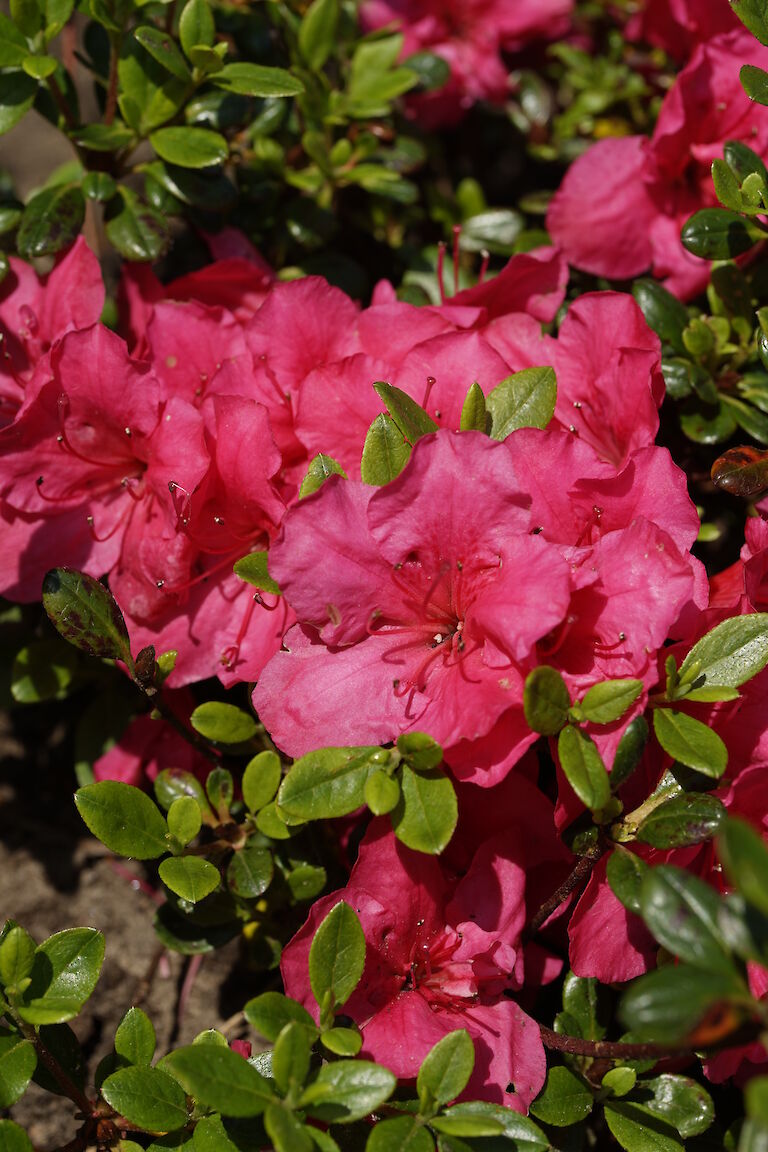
[105,186,171,263]
[16,182,84,257]
[580,679,643,725]
[102,1065,188,1132]
[397,732,443,771]
[606,848,648,915]
[361,413,411,485]
[10,0,41,36]
[366,1117,434,1152]
[20,928,105,1025]
[611,716,649,792]
[309,901,366,1013]
[76,781,170,859]
[150,126,227,169]
[227,845,273,899]
[82,172,118,202]
[636,792,726,849]
[417,1030,474,1111]
[298,0,338,70]
[530,1065,593,1126]
[287,863,326,902]
[404,51,450,92]
[486,366,556,440]
[0,926,36,988]
[0,1035,37,1107]
[243,992,318,1044]
[557,725,611,812]
[718,816,768,917]
[154,769,213,819]
[42,568,132,663]
[374,381,438,444]
[213,62,304,97]
[115,1007,156,1066]
[562,972,605,1041]
[320,1027,362,1057]
[0,75,37,134]
[602,1067,636,1098]
[167,797,202,847]
[22,54,57,78]
[712,158,743,210]
[732,0,768,43]
[159,857,220,903]
[632,280,689,355]
[233,550,281,595]
[264,1104,313,1152]
[364,769,400,815]
[742,63,768,104]
[278,747,379,820]
[604,1101,683,1152]
[242,751,282,812]
[191,701,257,744]
[179,0,214,56]
[724,140,768,184]
[0,14,28,67]
[272,1021,311,1096]
[0,1121,34,1152]
[134,26,192,80]
[459,381,487,432]
[640,1075,714,1138]
[300,453,347,498]
[640,866,735,973]
[165,1044,273,1116]
[301,1061,396,1124]
[652,710,728,777]
[524,666,570,735]
[679,614,768,689]
[432,1102,549,1148]
[392,764,457,855]
[681,209,762,259]
[620,964,744,1043]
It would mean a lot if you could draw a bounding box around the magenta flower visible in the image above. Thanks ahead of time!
[625,0,738,59]
[281,821,551,1109]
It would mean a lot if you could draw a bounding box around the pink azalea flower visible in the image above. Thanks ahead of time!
[93,689,211,787]
[254,430,702,784]
[625,0,738,59]
[547,30,768,299]
[281,821,551,1109]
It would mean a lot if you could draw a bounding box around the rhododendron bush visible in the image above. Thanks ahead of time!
[9,1,768,1150]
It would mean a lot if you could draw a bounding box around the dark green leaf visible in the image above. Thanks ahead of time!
[164,1044,273,1116]
[243,991,318,1044]
[0,70,36,134]
[179,0,214,56]
[486,366,556,439]
[115,1007,156,1066]
[640,866,735,973]
[724,140,768,184]
[718,816,768,917]
[191,701,257,744]
[530,1065,593,1126]
[639,1075,714,1138]
[580,679,643,725]
[620,964,745,1043]
[159,857,220,903]
[679,614,768,689]
[434,1102,549,1148]
[102,1065,188,1132]
[557,725,611,812]
[612,716,649,792]
[227,845,272,899]
[604,1101,682,1152]
[17,182,83,258]
[361,413,411,485]
[105,186,170,262]
[0,1035,37,1107]
[681,209,762,259]
[82,172,118,202]
[417,1030,474,1110]
[301,1061,396,1124]
[72,122,135,151]
[309,901,366,1012]
[42,568,132,663]
[76,781,169,859]
[712,159,743,211]
[278,747,379,820]
[562,972,605,1041]
[366,1117,434,1152]
[0,13,28,67]
[134,26,192,80]
[392,764,457,855]
[732,0,768,44]
[11,639,77,704]
[298,0,338,70]
[637,792,726,849]
[150,126,227,169]
[652,710,728,777]
[264,1104,313,1152]
[523,666,570,735]
[403,51,450,92]
[606,848,648,915]
[20,928,105,1025]
[632,280,689,355]
[742,63,768,104]
[214,62,304,97]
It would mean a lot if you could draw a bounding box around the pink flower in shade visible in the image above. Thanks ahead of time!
[360,0,573,126]
[93,689,212,788]
[281,821,552,1109]
[547,30,768,299]
[254,429,703,785]
[0,237,104,428]
[229,1039,253,1060]
[625,0,739,59]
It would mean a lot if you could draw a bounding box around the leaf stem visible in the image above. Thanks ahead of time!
[523,845,604,940]
[7,1007,94,1116]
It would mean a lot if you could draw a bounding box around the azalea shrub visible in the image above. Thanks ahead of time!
[9,0,768,1150]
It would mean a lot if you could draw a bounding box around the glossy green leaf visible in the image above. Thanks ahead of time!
[632,279,689,355]
[154,770,213,819]
[392,764,457,855]
[301,1060,396,1124]
[0,926,36,989]
[19,928,105,1025]
[742,63,768,104]
[298,0,338,70]
[364,769,400,815]
[226,845,272,899]
[366,1117,434,1152]
[374,381,438,444]
[134,26,192,80]
[191,701,257,744]
[640,866,735,973]
[679,614,768,689]
[524,666,570,735]
[0,1035,37,1107]
[76,781,169,859]
[580,679,643,725]
[214,62,304,97]
[486,366,556,440]
[179,0,214,56]
[558,725,611,812]
[606,848,648,915]
[272,1021,311,1096]
[243,991,318,1044]
[604,1101,683,1152]
[681,208,762,259]
[620,963,745,1043]
[42,568,132,663]
[602,1067,636,1098]
[150,126,227,169]
[562,972,605,1041]
[102,1065,188,1131]
[309,901,366,1012]
[159,857,220,903]
[105,186,170,262]
[242,751,282,813]
[433,1102,549,1148]
[320,1027,362,1057]
[278,746,379,819]
[636,792,726,849]
[397,732,443,771]
[732,0,768,43]
[115,1007,156,1066]
[652,709,728,777]
[404,51,450,92]
[530,1065,593,1126]
[165,1044,273,1116]
[0,71,36,135]
[640,1075,714,1138]
[712,158,743,210]
[82,172,118,202]
[417,1030,474,1110]
[611,716,649,792]
[459,381,487,432]
[718,816,768,917]
[361,412,411,485]
[233,551,281,595]
[725,139,768,183]
[167,796,202,847]
[300,453,347,498]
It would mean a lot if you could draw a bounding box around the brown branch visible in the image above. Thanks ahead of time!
[104,38,120,126]
[147,692,221,767]
[46,74,77,130]
[11,1012,94,1116]
[524,846,604,940]
[540,1025,691,1062]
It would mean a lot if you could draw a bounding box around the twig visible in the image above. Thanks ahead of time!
[10,1010,94,1117]
[104,37,120,126]
[134,942,168,1005]
[524,846,604,940]
[46,74,77,130]
[149,692,221,767]
[540,1025,691,1062]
